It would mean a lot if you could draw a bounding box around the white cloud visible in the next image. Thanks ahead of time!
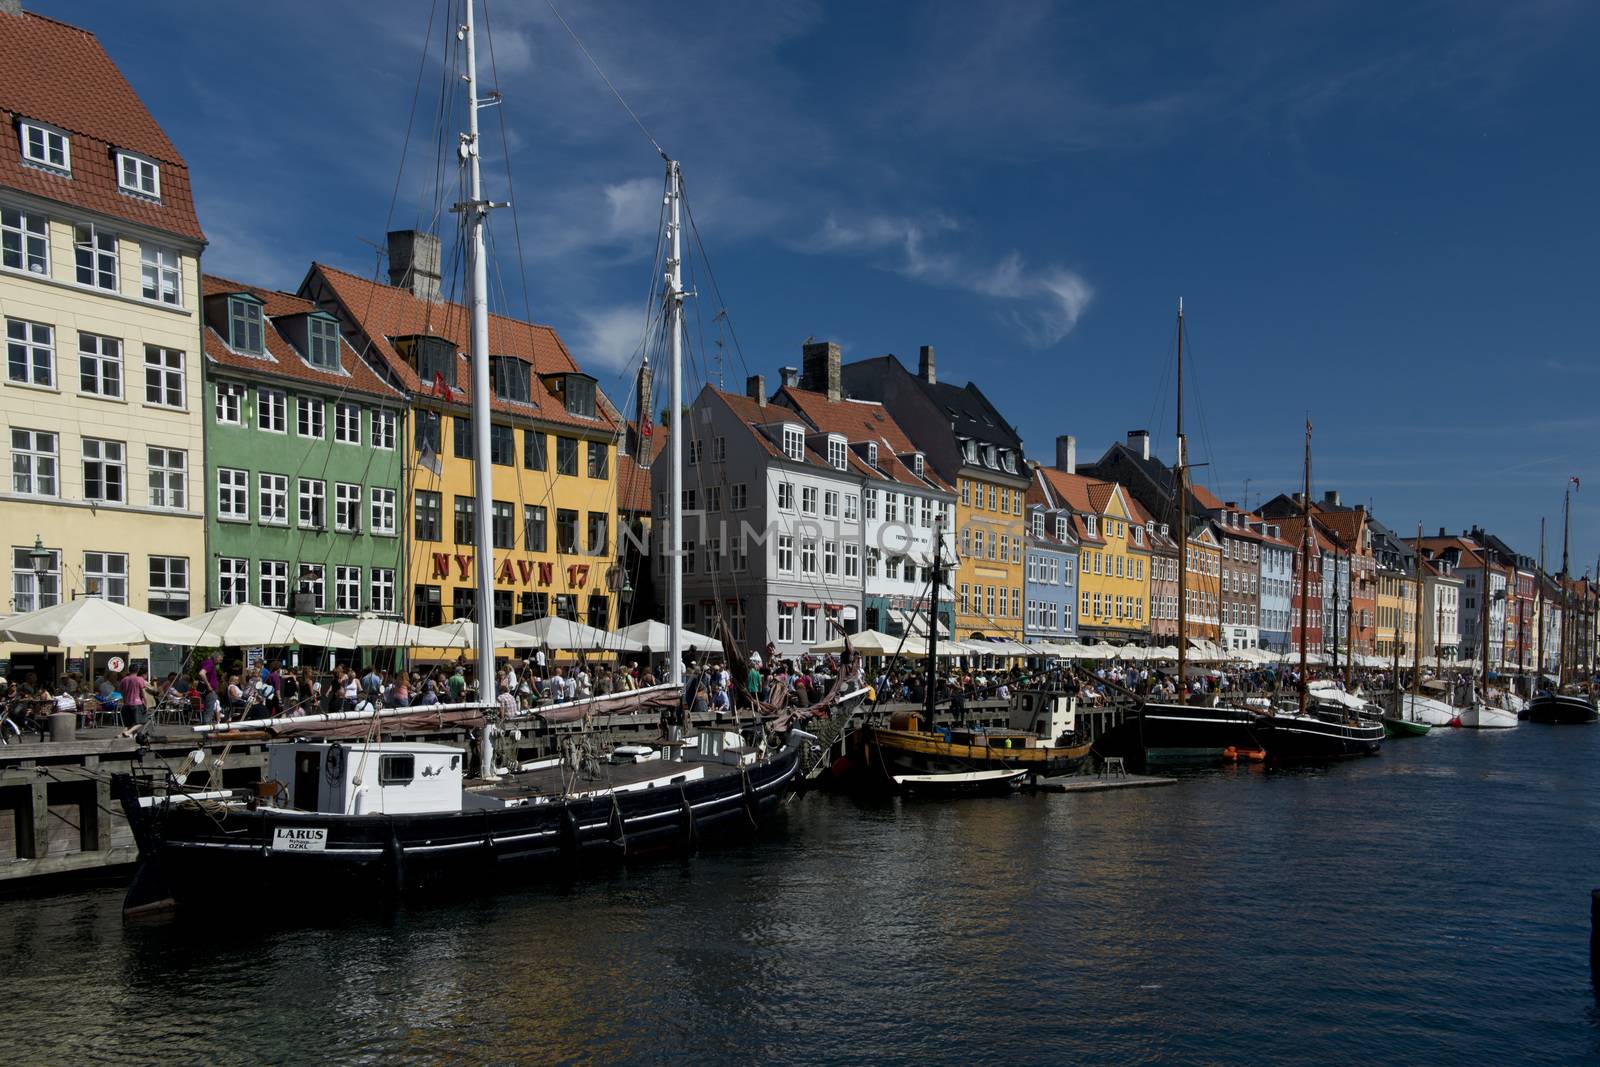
[570,303,654,376]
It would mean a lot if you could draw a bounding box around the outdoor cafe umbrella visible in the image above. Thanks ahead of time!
[809,628,927,658]
[612,619,718,652]
[180,603,356,649]
[0,597,202,647]
[323,612,442,649]
[503,616,647,652]
[417,618,529,650]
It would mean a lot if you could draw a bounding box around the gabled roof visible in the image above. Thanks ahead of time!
[708,388,873,479]
[0,11,203,242]
[303,262,615,433]
[1033,466,1109,516]
[775,386,954,494]
[842,354,1023,450]
[202,275,401,401]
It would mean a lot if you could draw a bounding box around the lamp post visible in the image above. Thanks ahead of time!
[27,535,49,578]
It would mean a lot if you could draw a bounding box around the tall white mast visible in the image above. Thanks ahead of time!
[459,0,499,775]
[665,160,685,687]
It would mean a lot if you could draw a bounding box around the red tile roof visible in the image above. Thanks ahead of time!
[0,12,203,242]
[304,262,616,434]
[711,387,876,478]
[202,274,402,401]
[617,452,652,514]
[777,386,955,493]
[1190,484,1225,510]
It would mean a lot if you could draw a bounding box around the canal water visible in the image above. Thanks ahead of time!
[5,725,1598,1065]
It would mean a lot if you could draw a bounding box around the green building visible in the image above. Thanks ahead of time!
[201,274,406,623]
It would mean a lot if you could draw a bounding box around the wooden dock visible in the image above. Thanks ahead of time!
[1026,773,1177,794]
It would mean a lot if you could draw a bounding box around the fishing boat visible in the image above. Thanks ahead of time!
[112,6,863,917]
[1460,542,1519,730]
[1093,301,1271,767]
[1252,419,1384,762]
[894,769,1027,797]
[1382,716,1431,738]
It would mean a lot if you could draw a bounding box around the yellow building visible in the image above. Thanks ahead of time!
[1,11,207,676]
[1030,467,1148,641]
[953,469,1030,641]
[304,247,623,655]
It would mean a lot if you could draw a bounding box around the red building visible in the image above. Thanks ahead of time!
[1278,515,1324,654]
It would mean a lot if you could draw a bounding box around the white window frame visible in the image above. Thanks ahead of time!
[777,534,794,574]
[801,486,817,515]
[217,467,249,521]
[371,568,396,615]
[371,487,397,535]
[11,428,57,496]
[298,564,326,612]
[800,606,818,645]
[1,206,49,275]
[731,483,748,511]
[782,426,805,461]
[335,482,362,533]
[258,387,286,433]
[844,542,860,579]
[215,381,244,425]
[298,478,326,530]
[259,472,288,525]
[147,556,189,616]
[83,550,128,604]
[82,437,125,503]
[777,604,794,644]
[297,395,324,439]
[73,223,118,291]
[335,565,362,613]
[7,317,54,387]
[147,446,186,509]
[334,401,361,444]
[259,560,288,610]
[140,244,181,304]
[824,490,839,518]
[19,121,69,172]
[144,345,184,408]
[372,408,396,450]
[219,557,250,606]
[78,332,123,399]
[828,437,847,470]
[116,152,160,198]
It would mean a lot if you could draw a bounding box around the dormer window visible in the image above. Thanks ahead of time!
[116,152,160,199]
[1032,512,1044,538]
[1085,515,1098,537]
[562,374,596,417]
[1160,523,1169,537]
[866,441,879,467]
[782,425,805,462]
[827,436,847,470]
[1132,526,1144,547]
[491,357,532,404]
[306,316,341,369]
[1056,516,1068,540]
[404,336,455,386]
[962,439,979,464]
[913,453,926,476]
[228,295,264,355]
[19,121,68,172]
[983,444,998,469]
[1000,449,1017,474]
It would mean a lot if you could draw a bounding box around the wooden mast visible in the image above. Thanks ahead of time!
[1559,487,1571,688]
[1175,298,1187,705]
[1481,546,1494,706]
[1412,522,1424,701]
[1298,419,1311,717]
[1536,517,1545,693]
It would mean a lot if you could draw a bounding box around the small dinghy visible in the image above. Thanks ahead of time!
[893,769,1027,797]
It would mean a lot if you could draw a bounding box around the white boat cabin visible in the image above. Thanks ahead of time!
[1008,690,1076,741]
[267,741,465,816]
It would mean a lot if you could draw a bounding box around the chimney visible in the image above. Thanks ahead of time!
[745,374,766,407]
[1323,489,1341,506]
[1439,527,1446,537]
[635,359,654,433]
[1127,429,1150,460]
[801,341,842,402]
[918,344,936,385]
[780,366,799,389]
[1055,435,1076,474]
[386,230,441,301]
[0,1,20,15]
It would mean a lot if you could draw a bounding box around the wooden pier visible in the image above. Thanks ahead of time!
[1025,773,1177,794]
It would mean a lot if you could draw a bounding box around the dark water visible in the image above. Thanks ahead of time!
[5,727,1600,1065]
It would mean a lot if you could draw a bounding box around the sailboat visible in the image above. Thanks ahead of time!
[1527,484,1597,724]
[110,5,860,917]
[1458,541,1518,729]
[1251,420,1385,761]
[1093,301,1268,767]
[1384,522,1433,736]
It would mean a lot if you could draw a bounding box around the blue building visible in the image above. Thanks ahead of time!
[1024,497,1079,646]
[1256,517,1295,652]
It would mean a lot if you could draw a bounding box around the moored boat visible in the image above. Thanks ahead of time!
[1093,701,1267,766]
[1458,702,1519,729]
[894,769,1026,797]
[1382,715,1431,738]
[1254,708,1386,760]
[1526,691,1599,724]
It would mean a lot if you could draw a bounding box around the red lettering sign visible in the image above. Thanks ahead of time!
[454,554,472,580]
[516,560,537,584]
[431,552,451,580]
[538,561,554,585]
[496,558,515,583]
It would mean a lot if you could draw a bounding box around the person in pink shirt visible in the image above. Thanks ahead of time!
[118,666,148,730]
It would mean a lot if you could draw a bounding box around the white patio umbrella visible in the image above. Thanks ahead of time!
[180,603,356,649]
[809,628,927,657]
[612,619,719,652]
[417,618,529,650]
[0,597,202,647]
[503,615,647,652]
[323,613,442,649]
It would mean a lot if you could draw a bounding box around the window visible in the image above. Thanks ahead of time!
[258,388,286,432]
[587,440,609,479]
[689,439,704,464]
[335,402,361,444]
[219,557,250,605]
[489,424,515,466]
[307,316,340,368]
[844,543,860,578]
[2,206,49,274]
[525,505,547,552]
[216,467,249,520]
[1085,515,1098,537]
[140,245,181,304]
[587,512,608,555]
[864,489,878,519]
[73,224,118,290]
[297,395,324,438]
[828,438,847,470]
[370,487,396,535]
[414,584,443,627]
[7,318,53,387]
[260,473,288,525]
[562,374,596,417]
[884,493,898,523]
[76,333,124,398]
[298,478,326,529]
[523,430,546,470]
[372,409,396,450]
[824,490,839,518]
[960,480,971,506]
[144,346,184,407]
[490,500,513,549]
[801,606,818,645]
[556,436,579,476]
[973,529,984,559]
[959,583,969,614]
[778,482,794,510]
[556,509,579,553]
[777,535,794,573]
[116,152,160,198]
[335,483,362,533]
[777,604,795,643]
[11,545,60,612]
[298,564,326,613]
[147,446,186,509]
[83,438,125,503]
[20,122,68,171]
[453,416,474,459]
[371,568,396,615]
[801,486,817,515]
[824,540,839,576]
[782,426,805,461]
[11,428,56,495]
[229,297,263,354]
[844,494,858,521]
[713,436,727,462]
[867,548,880,578]
[707,485,723,512]
[335,566,362,613]
[415,409,441,454]
[454,496,475,544]
[416,491,442,542]
[801,538,817,575]
[148,556,189,618]
[83,551,128,604]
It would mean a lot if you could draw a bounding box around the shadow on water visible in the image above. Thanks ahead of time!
[5,727,1600,1065]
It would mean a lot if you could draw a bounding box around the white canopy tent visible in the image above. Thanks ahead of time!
[810,628,928,658]
[323,613,443,649]
[1,598,202,647]
[499,616,647,652]
[417,618,531,650]
[180,604,356,649]
[612,619,719,653]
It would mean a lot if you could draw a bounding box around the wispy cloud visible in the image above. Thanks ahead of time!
[570,303,653,377]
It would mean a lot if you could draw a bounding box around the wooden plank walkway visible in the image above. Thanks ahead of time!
[1026,773,1177,794]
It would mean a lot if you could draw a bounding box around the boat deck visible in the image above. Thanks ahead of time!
[469,753,745,803]
[1025,773,1177,794]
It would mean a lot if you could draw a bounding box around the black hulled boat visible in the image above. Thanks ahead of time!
[1093,701,1267,766]
[1526,691,1599,724]
[1252,707,1385,761]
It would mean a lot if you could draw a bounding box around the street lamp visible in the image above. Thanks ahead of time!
[27,535,49,577]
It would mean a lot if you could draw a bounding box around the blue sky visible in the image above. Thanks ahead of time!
[47,0,1600,570]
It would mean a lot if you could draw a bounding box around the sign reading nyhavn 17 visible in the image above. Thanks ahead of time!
[430,552,594,589]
